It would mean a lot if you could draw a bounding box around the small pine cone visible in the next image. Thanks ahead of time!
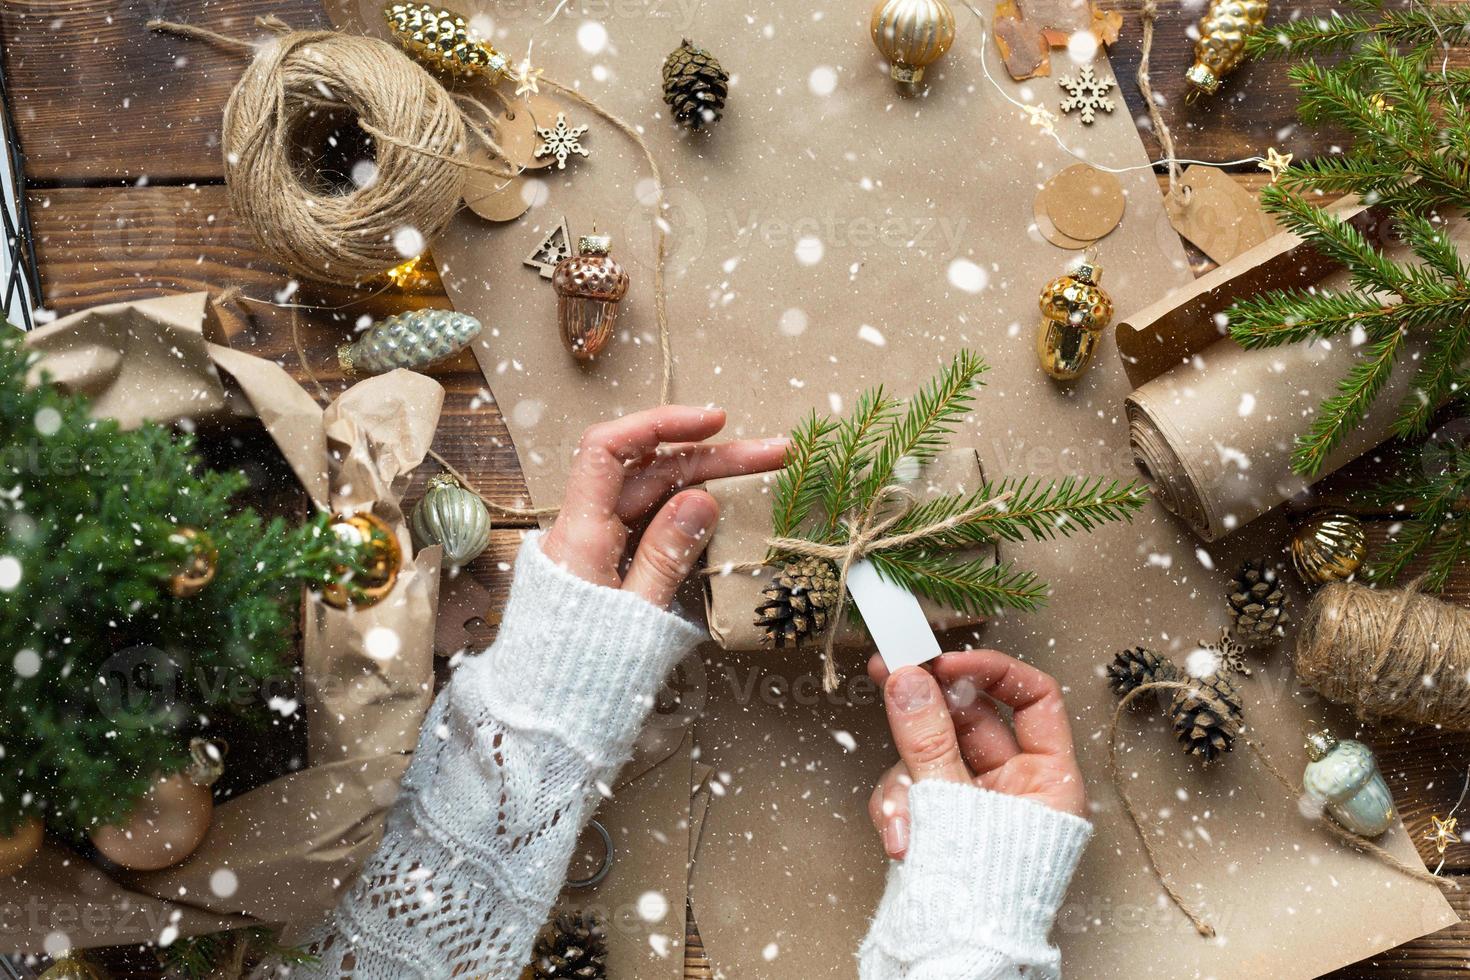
[661,39,730,130]
[1106,647,1179,700]
[1170,673,1244,764]
[1226,557,1289,647]
[532,909,608,980]
[754,557,841,647]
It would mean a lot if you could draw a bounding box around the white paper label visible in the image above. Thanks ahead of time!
[844,559,942,672]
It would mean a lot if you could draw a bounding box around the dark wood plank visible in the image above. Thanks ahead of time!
[27,183,535,511]
[0,0,327,183]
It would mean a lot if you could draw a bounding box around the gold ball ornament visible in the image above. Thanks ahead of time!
[1036,259,1114,381]
[1185,0,1269,96]
[323,511,404,609]
[870,0,957,85]
[1289,510,1367,587]
[0,816,44,876]
[90,772,214,871]
[167,526,218,598]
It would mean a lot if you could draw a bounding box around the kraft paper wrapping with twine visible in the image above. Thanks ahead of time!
[1120,203,1446,542]
[6,293,444,949]
[703,449,997,651]
[313,3,1458,975]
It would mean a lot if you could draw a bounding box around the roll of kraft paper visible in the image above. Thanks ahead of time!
[1119,203,1444,542]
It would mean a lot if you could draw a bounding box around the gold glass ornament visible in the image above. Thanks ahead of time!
[870,0,957,85]
[38,953,107,980]
[411,473,493,566]
[1303,730,1394,838]
[1289,509,1366,587]
[0,816,43,876]
[1185,0,1269,96]
[553,234,630,361]
[383,2,509,82]
[167,526,217,598]
[323,511,403,609]
[1037,259,1113,381]
[90,771,214,871]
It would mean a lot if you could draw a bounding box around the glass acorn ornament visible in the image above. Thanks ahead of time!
[553,234,630,361]
[870,0,957,86]
[1037,258,1114,381]
[1185,0,1268,97]
[1302,730,1395,837]
[411,474,492,567]
[1290,509,1367,587]
[339,309,482,377]
[383,2,510,82]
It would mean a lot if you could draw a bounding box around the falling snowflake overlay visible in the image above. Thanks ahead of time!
[535,113,591,170]
[1057,65,1116,124]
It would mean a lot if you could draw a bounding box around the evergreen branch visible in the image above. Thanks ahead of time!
[868,550,1047,616]
[1398,323,1470,437]
[769,410,837,542]
[890,477,1148,548]
[863,351,987,501]
[820,385,897,533]
[1260,185,1410,295]
[1397,210,1470,287]
[1247,7,1470,58]
[1293,328,1407,474]
[1228,288,1396,348]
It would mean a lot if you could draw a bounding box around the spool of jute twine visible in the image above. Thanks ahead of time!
[151,16,516,286]
[1295,579,1470,731]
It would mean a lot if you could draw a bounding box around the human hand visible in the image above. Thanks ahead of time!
[540,405,788,610]
[866,651,1088,859]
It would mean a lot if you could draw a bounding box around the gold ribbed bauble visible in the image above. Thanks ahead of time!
[1289,509,1367,587]
[1037,259,1114,381]
[1185,0,1269,96]
[0,816,43,876]
[870,0,957,85]
[90,772,213,871]
[323,511,404,609]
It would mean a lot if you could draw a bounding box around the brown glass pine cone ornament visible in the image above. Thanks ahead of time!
[754,557,840,647]
[1226,557,1289,647]
[661,39,730,130]
[1170,673,1244,763]
[1106,647,1179,699]
[532,910,607,980]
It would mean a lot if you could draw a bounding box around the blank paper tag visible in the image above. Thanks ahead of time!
[845,559,942,672]
[1166,165,1277,265]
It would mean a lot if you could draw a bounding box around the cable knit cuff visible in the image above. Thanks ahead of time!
[468,532,705,767]
[863,781,1092,973]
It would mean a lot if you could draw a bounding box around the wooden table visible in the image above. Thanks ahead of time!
[3,1,1468,975]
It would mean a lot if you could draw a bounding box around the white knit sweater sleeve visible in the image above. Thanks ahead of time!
[858,781,1092,980]
[296,532,704,979]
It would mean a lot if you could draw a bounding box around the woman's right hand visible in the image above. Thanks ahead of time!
[866,651,1088,860]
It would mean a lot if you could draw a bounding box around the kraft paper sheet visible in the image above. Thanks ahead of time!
[1121,206,1447,542]
[322,4,1458,976]
[9,293,444,950]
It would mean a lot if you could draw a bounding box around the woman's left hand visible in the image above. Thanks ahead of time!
[540,405,789,609]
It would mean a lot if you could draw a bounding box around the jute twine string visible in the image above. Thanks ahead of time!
[1137,1,1187,208]
[151,17,518,286]
[711,485,1012,693]
[1295,579,1470,731]
[1108,680,1455,939]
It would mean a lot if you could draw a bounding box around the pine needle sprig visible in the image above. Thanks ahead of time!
[1246,7,1470,58]
[768,410,837,541]
[820,385,897,535]
[1364,444,1470,589]
[889,476,1149,548]
[862,350,986,501]
[868,550,1048,616]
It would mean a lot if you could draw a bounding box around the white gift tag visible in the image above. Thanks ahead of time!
[844,559,942,672]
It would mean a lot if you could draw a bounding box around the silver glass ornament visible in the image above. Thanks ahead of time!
[1302,730,1395,838]
[339,309,482,376]
[411,474,492,566]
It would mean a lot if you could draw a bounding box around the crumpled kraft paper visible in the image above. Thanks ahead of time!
[7,293,444,950]
[703,449,997,651]
[320,2,1460,975]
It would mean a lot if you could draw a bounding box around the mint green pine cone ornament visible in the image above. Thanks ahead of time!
[339,309,482,376]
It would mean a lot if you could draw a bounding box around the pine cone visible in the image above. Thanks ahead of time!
[1106,647,1179,699]
[1169,673,1244,763]
[661,39,730,130]
[754,557,841,647]
[532,910,607,980]
[1226,557,1288,647]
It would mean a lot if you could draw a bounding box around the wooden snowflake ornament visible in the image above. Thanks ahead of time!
[1057,65,1116,124]
[534,113,590,170]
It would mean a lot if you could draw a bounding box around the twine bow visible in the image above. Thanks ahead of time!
[726,484,1011,693]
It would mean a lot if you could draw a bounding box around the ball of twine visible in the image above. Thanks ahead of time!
[1295,580,1470,731]
[217,23,491,285]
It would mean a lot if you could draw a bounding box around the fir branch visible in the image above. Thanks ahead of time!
[868,550,1047,616]
[1229,288,1396,349]
[863,350,986,501]
[820,385,897,534]
[1247,7,1470,58]
[1292,328,1407,474]
[1365,443,1470,587]
[889,477,1149,548]
[768,410,836,541]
